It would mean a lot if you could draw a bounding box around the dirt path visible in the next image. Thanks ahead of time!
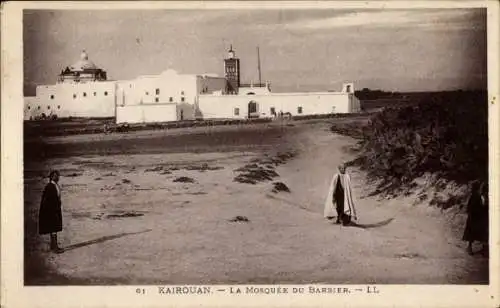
[270,124,488,284]
[24,122,488,285]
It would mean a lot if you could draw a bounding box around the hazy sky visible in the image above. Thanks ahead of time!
[23,8,487,95]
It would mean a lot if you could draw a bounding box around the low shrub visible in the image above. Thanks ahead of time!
[345,90,488,197]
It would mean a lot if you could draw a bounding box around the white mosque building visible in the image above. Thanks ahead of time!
[24,47,361,123]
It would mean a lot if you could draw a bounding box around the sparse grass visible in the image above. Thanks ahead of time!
[233,151,297,185]
[272,182,290,193]
[173,176,196,183]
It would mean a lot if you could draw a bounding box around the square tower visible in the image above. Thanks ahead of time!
[224,45,240,95]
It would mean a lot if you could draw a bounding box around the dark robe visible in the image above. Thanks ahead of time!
[39,182,62,234]
[462,191,488,242]
[334,176,345,220]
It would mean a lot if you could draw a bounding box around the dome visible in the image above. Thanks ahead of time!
[69,50,98,71]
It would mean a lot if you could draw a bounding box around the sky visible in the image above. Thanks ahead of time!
[23,8,487,95]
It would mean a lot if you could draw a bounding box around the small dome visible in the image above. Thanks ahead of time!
[69,50,98,71]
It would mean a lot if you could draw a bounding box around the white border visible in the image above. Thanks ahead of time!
[2,1,499,307]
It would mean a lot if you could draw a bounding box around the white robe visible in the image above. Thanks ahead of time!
[323,173,357,219]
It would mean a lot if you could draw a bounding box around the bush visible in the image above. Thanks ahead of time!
[349,90,488,195]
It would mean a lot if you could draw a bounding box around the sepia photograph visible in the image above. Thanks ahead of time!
[2,1,498,307]
[22,6,490,286]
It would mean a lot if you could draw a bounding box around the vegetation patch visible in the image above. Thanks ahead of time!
[233,151,297,185]
[335,90,487,208]
[272,182,291,193]
[228,216,250,223]
[72,210,145,220]
[173,176,196,183]
[234,166,279,184]
[105,211,144,219]
[144,166,163,172]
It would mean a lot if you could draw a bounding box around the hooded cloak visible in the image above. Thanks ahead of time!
[324,172,357,219]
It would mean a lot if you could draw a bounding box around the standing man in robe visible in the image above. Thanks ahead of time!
[324,163,357,225]
[39,170,64,253]
[463,181,489,256]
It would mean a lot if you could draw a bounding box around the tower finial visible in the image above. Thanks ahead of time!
[227,44,235,59]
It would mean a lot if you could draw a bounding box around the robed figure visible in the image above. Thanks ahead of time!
[462,181,488,256]
[39,170,64,253]
[324,164,357,225]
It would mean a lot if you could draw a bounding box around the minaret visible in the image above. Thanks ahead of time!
[224,45,240,95]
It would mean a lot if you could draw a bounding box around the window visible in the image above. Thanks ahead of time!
[73,94,77,99]
[83,92,87,97]
[169,97,173,102]
[156,88,160,95]
[47,106,51,110]
[104,91,108,96]
[155,97,159,103]
[297,106,303,114]
[145,91,149,96]
[50,95,54,99]
[270,107,276,115]
[181,97,185,102]
[181,91,185,95]
[37,106,41,110]
[57,105,61,109]
[27,106,31,110]
[234,108,240,116]
[93,92,97,96]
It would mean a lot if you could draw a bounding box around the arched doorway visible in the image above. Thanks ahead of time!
[248,100,258,118]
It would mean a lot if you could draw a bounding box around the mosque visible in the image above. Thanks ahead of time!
[24,47,361,122]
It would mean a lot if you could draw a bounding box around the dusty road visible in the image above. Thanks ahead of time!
[24,121,488,285]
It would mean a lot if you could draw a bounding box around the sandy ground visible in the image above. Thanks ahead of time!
[24,121,488,285]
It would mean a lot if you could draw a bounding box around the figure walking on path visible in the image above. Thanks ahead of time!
[39,170,64,254]
[324,163,357,225]
[463,181,489,256]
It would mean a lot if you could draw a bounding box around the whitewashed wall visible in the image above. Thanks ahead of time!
[116,104,178,124]
[238,86,271,95]
[198,92,356,119]
[196,76,226,94]
[116,70,222,107]
[26,81,117,119]
[24,97,39,120]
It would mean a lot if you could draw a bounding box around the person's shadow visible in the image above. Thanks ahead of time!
[342,218,394,229]
[62,229,152,252]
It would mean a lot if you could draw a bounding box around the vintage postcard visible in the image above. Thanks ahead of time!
[1,1,499,307]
